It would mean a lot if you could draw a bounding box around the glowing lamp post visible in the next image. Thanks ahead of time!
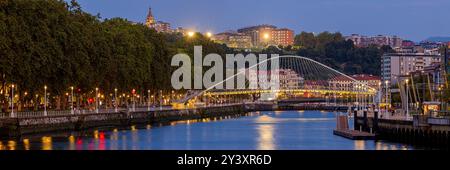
[114,88,118,112]
[385,80,389,116]
[11,84,14,118]
[206,32,212,38]
[405,79,409,119]
[378,82,382,111]
[70,86,74,115]
[95,87,99,113]
[44,85,47,116]
[147,90,151,111]
[187,31,195,38]
[132,89,136,112]
[159,90,163,110]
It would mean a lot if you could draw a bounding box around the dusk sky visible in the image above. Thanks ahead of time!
[72,0,450,41]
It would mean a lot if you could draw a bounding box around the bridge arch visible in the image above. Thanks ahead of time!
[177,55,377,104]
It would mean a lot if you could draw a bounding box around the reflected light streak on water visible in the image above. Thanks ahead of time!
[0,111,418,150]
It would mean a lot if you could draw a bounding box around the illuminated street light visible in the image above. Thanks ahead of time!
[206,32,212,38]
[132,89,136,112]
[405,79,409,119]
[263,33,270,40]
[187,31,195,37]
[148,90,151,111]
[44,85,47,116]
[385,80,389,115]
[159,90,163,110]
[114,88,118,112]
[95,87,99,113]
[11,84,14,118]
[70,86,74,115]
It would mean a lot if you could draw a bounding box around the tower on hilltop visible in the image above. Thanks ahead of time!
[145,7,155,28]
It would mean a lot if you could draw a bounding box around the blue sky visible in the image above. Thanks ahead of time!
[71,0,450,41]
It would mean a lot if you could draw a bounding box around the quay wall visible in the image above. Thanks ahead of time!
[0,103,355,139]
[0,104,248,139]
[354,111,450,148]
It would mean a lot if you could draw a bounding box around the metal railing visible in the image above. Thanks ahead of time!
[0,108,128,119]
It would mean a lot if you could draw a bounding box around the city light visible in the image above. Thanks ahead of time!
[187,31,195,37]
[44,85,47,116]
[1,0,449,155]
[263,33,270,40]
[206,32,212,38]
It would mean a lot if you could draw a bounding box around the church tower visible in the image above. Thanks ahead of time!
[145,7,155,28]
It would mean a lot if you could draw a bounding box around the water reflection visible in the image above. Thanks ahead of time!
[110,130,119,150]
[0,111,419,150]
[23,139,30,150]
[131,127,139,150]
[8,140,16,150]
[68,135,76,150]
[256,115,276,150]
[41,136,52,150]
[354,140,366,150]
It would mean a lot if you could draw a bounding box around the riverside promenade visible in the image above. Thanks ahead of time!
[0,102,350,139]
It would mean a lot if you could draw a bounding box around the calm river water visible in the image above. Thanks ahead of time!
[1,111,416,150]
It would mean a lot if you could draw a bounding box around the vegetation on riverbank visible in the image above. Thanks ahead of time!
[0,0,389,112]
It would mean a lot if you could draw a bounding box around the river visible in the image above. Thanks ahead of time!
[0,110,417,150]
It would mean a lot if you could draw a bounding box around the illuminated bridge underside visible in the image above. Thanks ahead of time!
[204,89,374,96]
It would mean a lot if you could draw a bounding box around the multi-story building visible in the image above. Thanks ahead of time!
[237,25,294,48]
[278,69,304,89]
[272,28,295,47]
[345,34,366,47]
[213,32,234,44]
[154,21,171,33]
[351,74,381,90]
[381,53,442,85]
[402,40,415,47]
[419,41,442,49]
[238,25,277,48]
[329,74,380,91]
[241,69,303,89]
[213,32,252,49]
[345,34,403,48]
[173,27,188,35]
[228,34,253,49]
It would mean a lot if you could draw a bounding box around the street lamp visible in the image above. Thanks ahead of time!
[405,79,409,119]
[378,82,382,111]
[95,87,99,113]
[114,88,118,112]
[11,84,14,118]
[70,86,74,115]
[148,90,151,111]
[187,31,195,38]
[159,90,163,110]
[206,32,212,38]
[132,89,136,112]
[385,80,389,115]
[44,85,47,116]
[263,33,270,40]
